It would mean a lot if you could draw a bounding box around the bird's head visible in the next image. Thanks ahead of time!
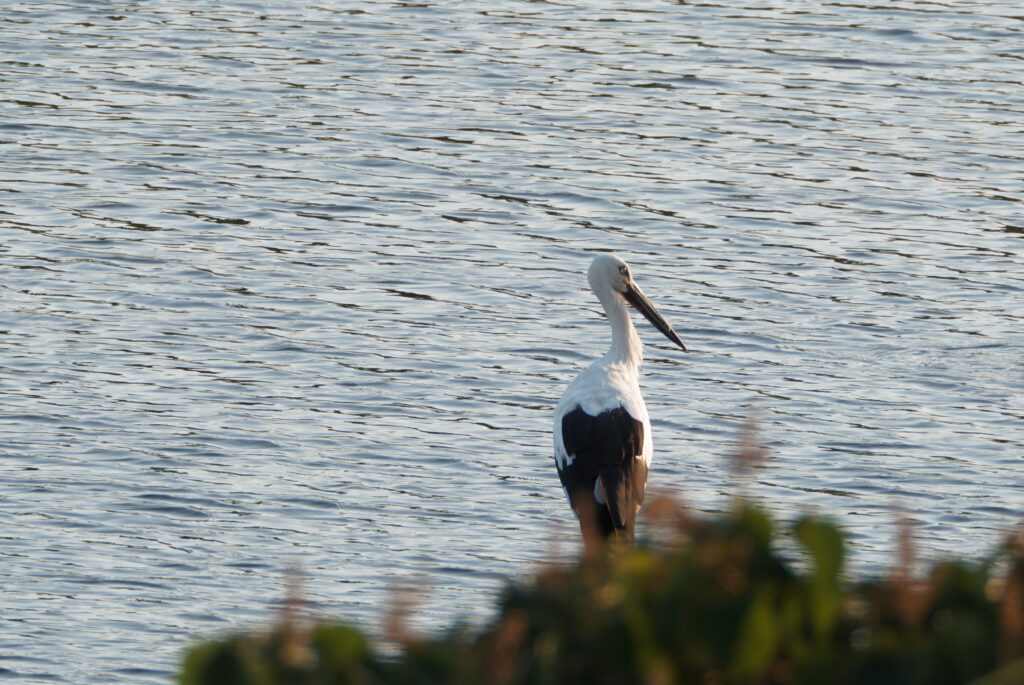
[587,253,633,296]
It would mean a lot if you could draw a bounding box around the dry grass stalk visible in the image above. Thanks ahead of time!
[729,405,768,503]
[385,578,427,646]
[890,509,930,628]
[279,563,314,669]
[998,525,1024,663]
[643,493,698,545]
[484,609,528,685]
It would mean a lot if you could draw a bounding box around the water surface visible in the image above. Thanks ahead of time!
[1,1,1022,682]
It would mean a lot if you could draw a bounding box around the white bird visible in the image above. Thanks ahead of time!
[553,254,687,546]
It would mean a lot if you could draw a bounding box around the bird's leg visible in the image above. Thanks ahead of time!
[572,487,608,554]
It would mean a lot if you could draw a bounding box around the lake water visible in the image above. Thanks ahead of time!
[1,1,1022,681]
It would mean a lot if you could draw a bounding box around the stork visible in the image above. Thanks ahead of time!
[553,254,687,546]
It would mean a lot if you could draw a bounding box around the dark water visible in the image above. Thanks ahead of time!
[2,1,1022,682]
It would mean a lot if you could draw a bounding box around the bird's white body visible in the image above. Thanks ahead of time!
[553,357,652,473]
[551,254,686,543]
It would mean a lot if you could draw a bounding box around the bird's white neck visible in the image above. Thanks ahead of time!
[600,291,643,367]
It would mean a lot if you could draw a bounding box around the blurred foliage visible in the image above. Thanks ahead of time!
[180,504,1024,685]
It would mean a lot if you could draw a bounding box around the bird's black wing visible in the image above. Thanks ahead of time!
[558,406,647,539]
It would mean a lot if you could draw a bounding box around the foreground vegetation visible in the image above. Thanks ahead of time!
[180,501,1023,685]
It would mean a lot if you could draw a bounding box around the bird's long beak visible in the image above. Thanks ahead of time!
[623,282,688,352]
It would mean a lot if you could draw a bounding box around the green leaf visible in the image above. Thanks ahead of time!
[966,657,1024,685]
[795,516,844,584]
[179,639,250,685]
[731,590,778,676]
[796,516,845,639]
